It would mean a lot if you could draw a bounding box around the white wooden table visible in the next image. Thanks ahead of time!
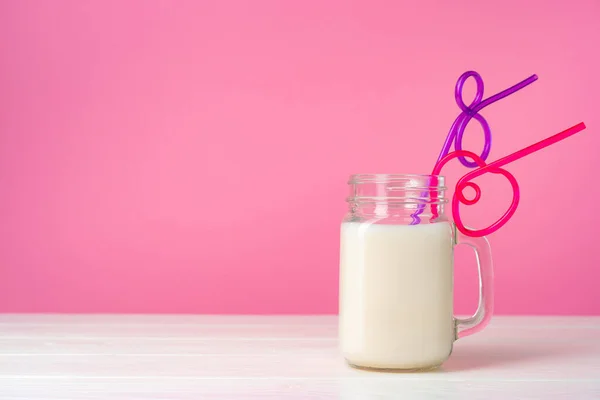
[0,315,598,399]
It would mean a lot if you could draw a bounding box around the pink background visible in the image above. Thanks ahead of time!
[1,1,599,315]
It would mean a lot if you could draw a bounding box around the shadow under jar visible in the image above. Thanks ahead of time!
[339,174,493,371]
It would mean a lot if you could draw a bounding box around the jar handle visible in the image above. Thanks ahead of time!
[453,225,494,339]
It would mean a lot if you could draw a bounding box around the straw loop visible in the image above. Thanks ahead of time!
[430,149,520,237]
[433,123,586,237]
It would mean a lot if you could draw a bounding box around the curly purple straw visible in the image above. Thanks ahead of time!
[411,71,538,224]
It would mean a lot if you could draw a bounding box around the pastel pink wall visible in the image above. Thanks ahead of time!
[1,0,598,315]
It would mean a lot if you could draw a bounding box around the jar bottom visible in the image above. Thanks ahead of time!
[346,360,442,373]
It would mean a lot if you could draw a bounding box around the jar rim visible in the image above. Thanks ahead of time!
[348,173,445,186]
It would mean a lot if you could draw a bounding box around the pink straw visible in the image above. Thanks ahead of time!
[432,122,587,237]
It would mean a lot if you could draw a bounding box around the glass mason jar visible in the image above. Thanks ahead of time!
[339,174,493,371]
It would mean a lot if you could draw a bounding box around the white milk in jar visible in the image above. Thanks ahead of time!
[339,221,455,370]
